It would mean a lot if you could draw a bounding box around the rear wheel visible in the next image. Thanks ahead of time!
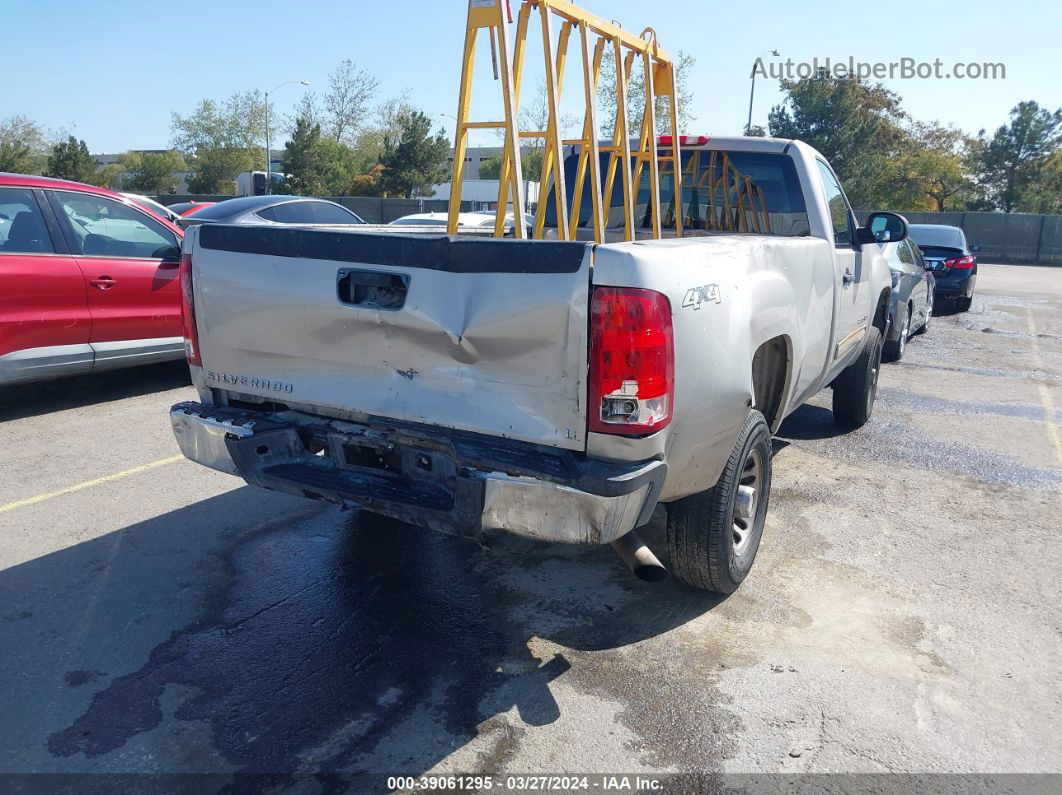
[956,296,973,312]
[667,410,772,593]
[832,325,883,428]
[883,305,910,362]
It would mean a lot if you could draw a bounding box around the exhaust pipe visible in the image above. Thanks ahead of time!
[611,531,668,582]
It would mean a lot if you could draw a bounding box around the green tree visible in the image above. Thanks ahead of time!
[0,115,49,174]
[280,117,325,195]
[1016,150,1062,214]
[971,100,1061,212]
[378,110,450,198]
[171,92,266,193]
[121,150,187,194]
[46,136,98,183]
[768,72,907,207]
[95,163,124,190]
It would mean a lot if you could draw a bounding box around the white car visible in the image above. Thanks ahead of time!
[389,211,532,233]
[121,193,182,224]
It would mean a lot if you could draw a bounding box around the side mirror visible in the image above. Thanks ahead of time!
[970,243,982,253]
[857,211,909,246]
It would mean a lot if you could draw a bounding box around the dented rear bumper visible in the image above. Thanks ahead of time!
[170,402,664,544]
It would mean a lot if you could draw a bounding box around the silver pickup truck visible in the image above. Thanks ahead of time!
[170,136,906,593]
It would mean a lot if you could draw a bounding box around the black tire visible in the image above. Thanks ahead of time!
[832,325,883,429]
[956,296,973,312]
[666,410,772,593]
[883,305,909,362]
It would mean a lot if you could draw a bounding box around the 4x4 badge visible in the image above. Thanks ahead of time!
[682,283,722,309]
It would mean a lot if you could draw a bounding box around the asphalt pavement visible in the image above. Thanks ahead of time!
[1,264,1059,786]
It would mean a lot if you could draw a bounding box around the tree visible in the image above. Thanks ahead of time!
[280,117,325,195]
[171,92,266,193]
[322,59,379,145]
[378,110,450,198]
[95,164,124,190]
[1016,150,1062,214]
[768,72,907,208]
[0,115,49,174]
[122,150,187,194]
[598,50,697,136]
[46,136,98,183]
[971,101,1061,212]
[904,123,973,211]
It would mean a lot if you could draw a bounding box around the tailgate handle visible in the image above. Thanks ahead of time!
[337,268,410,311]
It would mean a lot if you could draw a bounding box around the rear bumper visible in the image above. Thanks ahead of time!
[933,272,976,298]
[170,402,665,545]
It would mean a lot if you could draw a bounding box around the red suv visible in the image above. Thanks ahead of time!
[0,173,185,385]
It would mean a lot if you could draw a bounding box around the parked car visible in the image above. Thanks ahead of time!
[170,136,896,594]
[878,235,935,361]
[167,201,216,217]
[0,173,185,385]
[121,193,182,224]
[176,195,367,228]
[908,224,980,312]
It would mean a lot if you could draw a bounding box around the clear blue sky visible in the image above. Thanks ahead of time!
[3,0,1058,153]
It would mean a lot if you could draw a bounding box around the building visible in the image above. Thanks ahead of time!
[447,146,503,179]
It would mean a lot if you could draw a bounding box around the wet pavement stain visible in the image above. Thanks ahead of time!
[45,510,735,777]
[47,514,550,775]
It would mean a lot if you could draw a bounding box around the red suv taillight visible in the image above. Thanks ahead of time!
[588,286,674,436]
[179,251,202,366]
[945,255,976,269]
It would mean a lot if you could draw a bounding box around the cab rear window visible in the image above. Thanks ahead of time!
[548,149,809,237]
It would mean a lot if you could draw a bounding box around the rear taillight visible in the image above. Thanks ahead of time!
[945,255,976,269]
[179,251,202,366]
[588,287,674,436]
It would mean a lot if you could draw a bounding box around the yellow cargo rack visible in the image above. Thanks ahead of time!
[448,0,683,242]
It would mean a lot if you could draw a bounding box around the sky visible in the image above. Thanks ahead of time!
[3,0,1059,154]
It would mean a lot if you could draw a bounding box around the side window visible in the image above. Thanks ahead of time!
[53,191,179,260]
[815,161,854,247]
[0,188,55,254]
[254,206,279,222]
[897,240,914,265]
[308,201,362,225]
[269,202,319,224]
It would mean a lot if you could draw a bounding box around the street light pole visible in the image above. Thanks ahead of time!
[263,79,310,194]
[746,50,779,135]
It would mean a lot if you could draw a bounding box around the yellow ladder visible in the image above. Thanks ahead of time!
[448,0,683,242]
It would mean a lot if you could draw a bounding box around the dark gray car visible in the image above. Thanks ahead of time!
[176,195,366,228]
[881,237,935,361]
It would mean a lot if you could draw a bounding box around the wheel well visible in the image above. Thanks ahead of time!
[751,336,790,429]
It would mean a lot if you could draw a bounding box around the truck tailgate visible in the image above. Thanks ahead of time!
[191,225,592,450]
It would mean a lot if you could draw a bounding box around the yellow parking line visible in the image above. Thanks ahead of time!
[1025,308,1062,468]
[0,455,184,515]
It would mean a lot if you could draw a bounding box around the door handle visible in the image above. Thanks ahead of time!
[90,276,117,290]
[842,269,854,287]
